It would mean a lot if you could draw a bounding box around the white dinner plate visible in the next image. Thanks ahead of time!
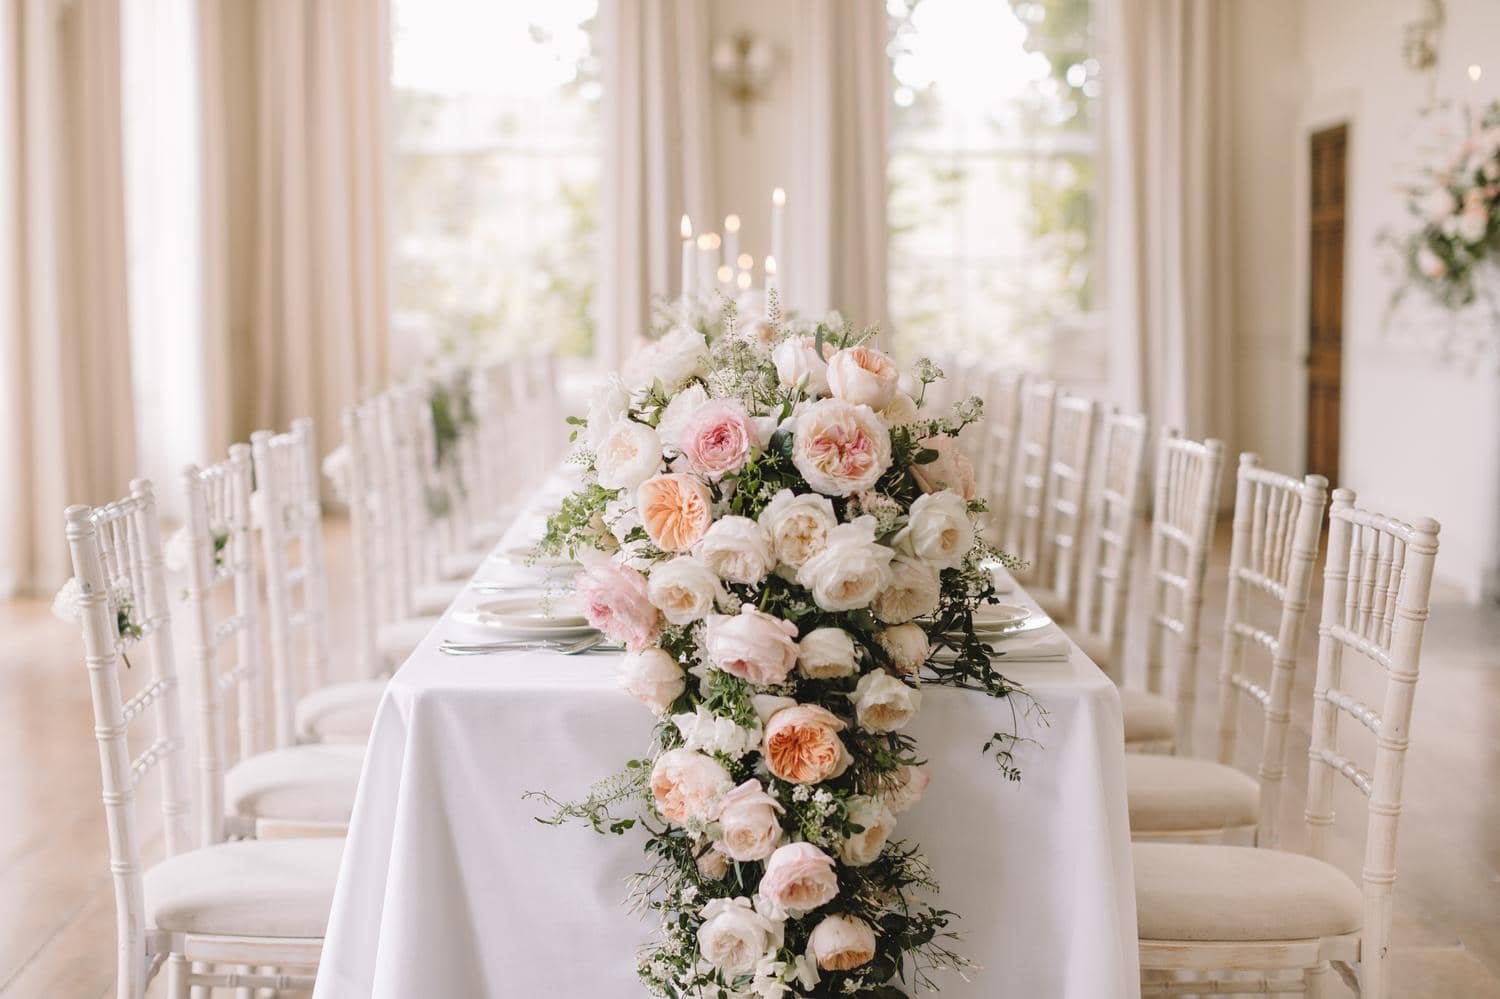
[490,544,578,571]
[454,597,598,639]
[973,603,1031,630]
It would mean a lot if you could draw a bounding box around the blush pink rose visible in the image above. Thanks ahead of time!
[575,550,661,651]
[808,914,877,971]
[650,748,733,825]
[712,779,785,862]
[910,435,977,500]
[791,398,893,496]
[703,605,800,686]
[826,345,900,409]
[678,398,756,479]
[636,473,714,552]
[763,704,849,784]
[759,842,839,916]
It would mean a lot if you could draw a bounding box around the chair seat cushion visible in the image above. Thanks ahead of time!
[145,838,343,938]
[1121,688,1174,745]
[413,580,465,616]
[379,616,439,669]
[224,744,364,823]
[1134,843,1363,942]
[1126,753,1259,834]
[295,679,386,744]
[1074,632,1115,674]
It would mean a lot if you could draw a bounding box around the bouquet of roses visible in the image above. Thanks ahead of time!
[534,307,1027,997]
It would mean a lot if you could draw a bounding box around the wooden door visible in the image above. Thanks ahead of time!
[1306,124,1347,485]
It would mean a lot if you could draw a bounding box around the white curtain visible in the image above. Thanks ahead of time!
[794,0,890,333]
[1,0,137,595]
[1102,0,1233,443]
[198,0,392,451]
[598,0,714,369]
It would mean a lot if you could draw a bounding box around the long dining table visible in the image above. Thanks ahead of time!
[312,475,1141,998]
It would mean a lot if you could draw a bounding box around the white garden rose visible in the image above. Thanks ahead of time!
[825,345,899,409]
[604,497,643,548]
[750,694,798,726]
[657,383,710,452]
[838,796,896,867]
[808,914,877,972]
[697,897,783,977]
[672,704,762,758]
[713,780,785,862]
[796,627,859,680]
[795,517,894,612]
[771,335,832,396]
[758,489,837,570]
[650,748,734,825]
[1459,207,1489,244]
[623,326,708,392]
[851,671,922,733]
[595,418,663,490]
[647,556,725,625]
[897,489,974,570]
[1417,244,1447,279]
[584,375,630,447]
[790,399,892,497]
[618,647,686,714]
[872,556,942,624]
[697,516,774,585]
[877,392,920,428]
[882,764,930,814]
[875,623,931,676]
[1422,185,1459,222]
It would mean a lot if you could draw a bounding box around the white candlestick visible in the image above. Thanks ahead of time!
[770,188,786,286]
[680,215,694,305]
[764,254,779,304]
[723,214,740,273]
[697,234,716,298]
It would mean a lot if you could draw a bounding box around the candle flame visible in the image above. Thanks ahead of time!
[680,215,692,239]
[765,255,778,275]
[1469,64,1483,82]
[724,214,741,232]
[696,234,713,250]
[772,187,786,206]
[736,271,752,290]
[716,265,733,283]
[737,253,753,271]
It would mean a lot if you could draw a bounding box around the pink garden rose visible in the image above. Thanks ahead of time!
[758,842,839,916]
[703,605,800,686]
[650,748,733,825]
[882,764,930,814]
[575,550,661,651]
[712,779,785,862]
[909,435,977,500]
[763,704,849,784]
[826,345,900,409]
[678,398,756,479]
[637,473,714,552]
[791,398,892,497]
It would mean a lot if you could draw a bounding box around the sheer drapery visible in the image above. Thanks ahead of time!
[597,0,714,369]
[1101,0,1233,442]
[794,0,890,332]
[198,0,392,451]
[1,0,137,595]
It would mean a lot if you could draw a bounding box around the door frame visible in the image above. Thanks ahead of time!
[1290,91,1359,482]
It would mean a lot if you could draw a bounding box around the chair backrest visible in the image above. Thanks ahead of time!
[1073,408,1149,682]
[474,358,524,514]
[64,481,194,996]
[972,367,1025,539]
[511,353,565,466]
[1142,428,1225,753]
[1004,379,1058,579]
[1213,455,1327,846]
[1304,492,1439,994]
[1036,393,1097,609]
[181,445,265,846]
[251,419,332,748]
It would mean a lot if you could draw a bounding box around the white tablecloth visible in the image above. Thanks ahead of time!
[314,494,1140,998]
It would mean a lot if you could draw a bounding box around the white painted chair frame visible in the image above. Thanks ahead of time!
[1073,408,1149,684]
[1142,429,1225,754]
[972,366,1025,542]
[1138,494,1440,998]
[1035,392,1097,613]
[1004,379,1058,581]
[252,419,333,749]
[1210,457,1328,847]
[66,486,323,998]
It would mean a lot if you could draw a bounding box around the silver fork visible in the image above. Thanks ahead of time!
[438,634,613,656]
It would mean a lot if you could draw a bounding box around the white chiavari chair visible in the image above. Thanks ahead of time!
[1122,429,1225,755]
[64,484,339,999]
[1134,493,1440,998]
[1031,393,1097,623]
[1069,408,1149,684]
[473,357,530,529]
[972,366,1025,543]
[1004,379,1057,581]
[182,448,360,842]
[1126,457,1327,844]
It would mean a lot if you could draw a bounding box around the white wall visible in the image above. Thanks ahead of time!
[1233,0,1500,601]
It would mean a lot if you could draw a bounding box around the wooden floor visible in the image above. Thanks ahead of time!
[1,517,1497,997]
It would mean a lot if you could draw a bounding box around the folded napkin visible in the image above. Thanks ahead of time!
[988,633,1069,662]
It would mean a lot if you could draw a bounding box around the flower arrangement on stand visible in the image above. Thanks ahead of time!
[531,303,1031,997]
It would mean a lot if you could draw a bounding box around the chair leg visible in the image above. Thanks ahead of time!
[1305,961,1332,998]
[166,955,190,999]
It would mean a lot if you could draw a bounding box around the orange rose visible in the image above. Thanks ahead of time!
[636,473,713,553]
[762,704,848,784]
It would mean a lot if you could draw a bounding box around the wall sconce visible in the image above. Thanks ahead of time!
[711,33,779,135]
[1402,0,1444,73]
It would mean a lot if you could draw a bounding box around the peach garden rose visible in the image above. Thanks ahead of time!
[762,703,848,784]
[636,473,713,553]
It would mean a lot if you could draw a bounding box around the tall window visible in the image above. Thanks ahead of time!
[391,0,600,364]
[887,0,1098,362]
